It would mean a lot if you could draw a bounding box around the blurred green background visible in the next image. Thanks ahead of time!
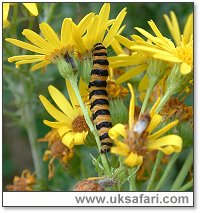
[3,2,193,191]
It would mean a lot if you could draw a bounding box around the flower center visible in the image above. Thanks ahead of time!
[45,45,75,63]
[72,115,89,132]
[175,41,193,66]
[124,113,151,156]
[124,132,148,156]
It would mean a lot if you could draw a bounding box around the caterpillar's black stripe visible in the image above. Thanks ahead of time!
[89,90,107,99]
[96,122,112,130]
[101,142,113,147]
[93,52,107,57]
[90,99,109,109]
[92,45,106,52]
[92,109,110,120]
[89,43,113,153]
[93,59,109,66]
[99,133,109,140]
[91,69,108,76]
[88,80,107,88]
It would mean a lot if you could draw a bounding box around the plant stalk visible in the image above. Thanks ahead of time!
[154,153,180,191]
[170,149,193,191]
[70,80,111,177]
[20,74,45,180]
[178,179,193,191]
[140,79,156,115]
[146,151,163,191]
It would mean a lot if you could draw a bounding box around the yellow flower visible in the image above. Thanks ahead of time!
[3,3,38,28]
[5,13,94,71]
[108,83,182,168]
[72,3,127,57]
[132,12,193,75]
[108,35,147,84]
[39,79,89,149]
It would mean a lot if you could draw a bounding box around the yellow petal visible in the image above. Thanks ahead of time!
[180,62,192,75]
[138,74,149,92]
[39,95,69,122]
[111,146,129,156]
[132,45,180,60]
[99,3,110,24]
[117,25,126,35]
[108,55,143,63]
[134,27,158,43]
[170,11,181,45]
[148,20,164,39]
[115,35,135,49]
[124,152,143,167]
[148,120,179,141]
[5,38,49,55]
[3,3,9,21]
[39,22,62,49]
[152,53,182,63]
[150,97,161,117]
[183,13,193,44]
[15,58,44,68]
[62,132,76,149]
[131,34,145,42]
[58,126,72,137]
[8,55,45,62]
[109,55,145,68]
[48,85,76,120]
[111,38,125,55]
[43,120,67,128]
[61,18,73,46]
[79,78,88,103]
[163,14,176,44]
[74,132,87,145]
[116,64,147,84]
[85,16,99,50]
[78,13,95,35]
[108,123,126,139]
[22,29,54,50]
[147,135,182,154]
[146,114,162,134]
[30,61,50,71]
[3,20,10,28]
[23,3,38,16]
[65,80,79,110]
[96,3,110,42]
[127,83,135,130]
[103,8,127,47]
[72,24,86,54]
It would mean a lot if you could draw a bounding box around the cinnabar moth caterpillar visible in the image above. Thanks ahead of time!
[89,43,113,153]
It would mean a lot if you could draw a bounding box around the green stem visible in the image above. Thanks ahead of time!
[128,167,137,191]
[178,179,193,191]
[154,153,180,191]
[170,149,193,191]
[155,88,174,113]
[140,79,156,115]
[146,151,163,191]
[70,80,111,177]
[20,74,44,180]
